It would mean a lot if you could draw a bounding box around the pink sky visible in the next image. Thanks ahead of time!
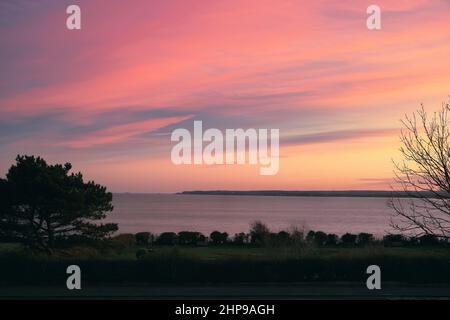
[0,0,449,192]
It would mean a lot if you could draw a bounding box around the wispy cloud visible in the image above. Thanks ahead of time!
[283,128,399,146]
[65,115,192,148]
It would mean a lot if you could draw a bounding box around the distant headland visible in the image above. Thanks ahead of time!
[179,190,429,198]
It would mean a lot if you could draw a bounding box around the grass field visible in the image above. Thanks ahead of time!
[1,242,449,285]
[2,242,450,261]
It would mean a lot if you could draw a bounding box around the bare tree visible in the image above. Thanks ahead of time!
[390,100,450,239]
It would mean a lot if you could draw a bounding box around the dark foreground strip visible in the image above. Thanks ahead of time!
[0,299,445,319]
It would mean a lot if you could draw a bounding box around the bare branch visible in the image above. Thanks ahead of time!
[391,100,450,239]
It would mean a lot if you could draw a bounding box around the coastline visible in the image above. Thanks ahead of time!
[178,190,426,198]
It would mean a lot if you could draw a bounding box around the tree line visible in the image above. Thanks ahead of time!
[113,220,448,249]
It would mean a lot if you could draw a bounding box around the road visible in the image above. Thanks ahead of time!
[1,282,450,299]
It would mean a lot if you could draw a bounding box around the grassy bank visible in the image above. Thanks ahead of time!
[1,243,449,285]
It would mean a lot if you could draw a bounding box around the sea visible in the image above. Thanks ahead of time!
[106,193,397,236]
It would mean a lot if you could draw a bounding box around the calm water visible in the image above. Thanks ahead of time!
[107,194,395,236]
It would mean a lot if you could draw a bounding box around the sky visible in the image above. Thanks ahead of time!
[0,0,449,192]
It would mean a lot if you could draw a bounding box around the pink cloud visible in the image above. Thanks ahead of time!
[2,0,448,116]
[65,115,191,148]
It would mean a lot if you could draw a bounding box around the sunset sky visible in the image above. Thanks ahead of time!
[0,0,449,192]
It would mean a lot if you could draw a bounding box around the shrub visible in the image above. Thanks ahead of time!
[210,231,228,245]
[289,227,305,246]
[357,233,374,246]
[155,232,178,245]
[407,237,419,246]
[306,231,315,243]
[275,231,291,246]
[418,234,440,246]
[198,234,207,243]
[313,231,327,246]
[178,231,204,245]
[383,234,405,246]
[264,232,290,247]
[135,232,152,246]
[54,235,101,248]
[233,233,249,245]
[326,234,339,246]
[341,233,357,246]
[57,246,100,258]
[383,234,404,242]
[136,248,148,259]
[112,234,136,248]
[249,221,270,246]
